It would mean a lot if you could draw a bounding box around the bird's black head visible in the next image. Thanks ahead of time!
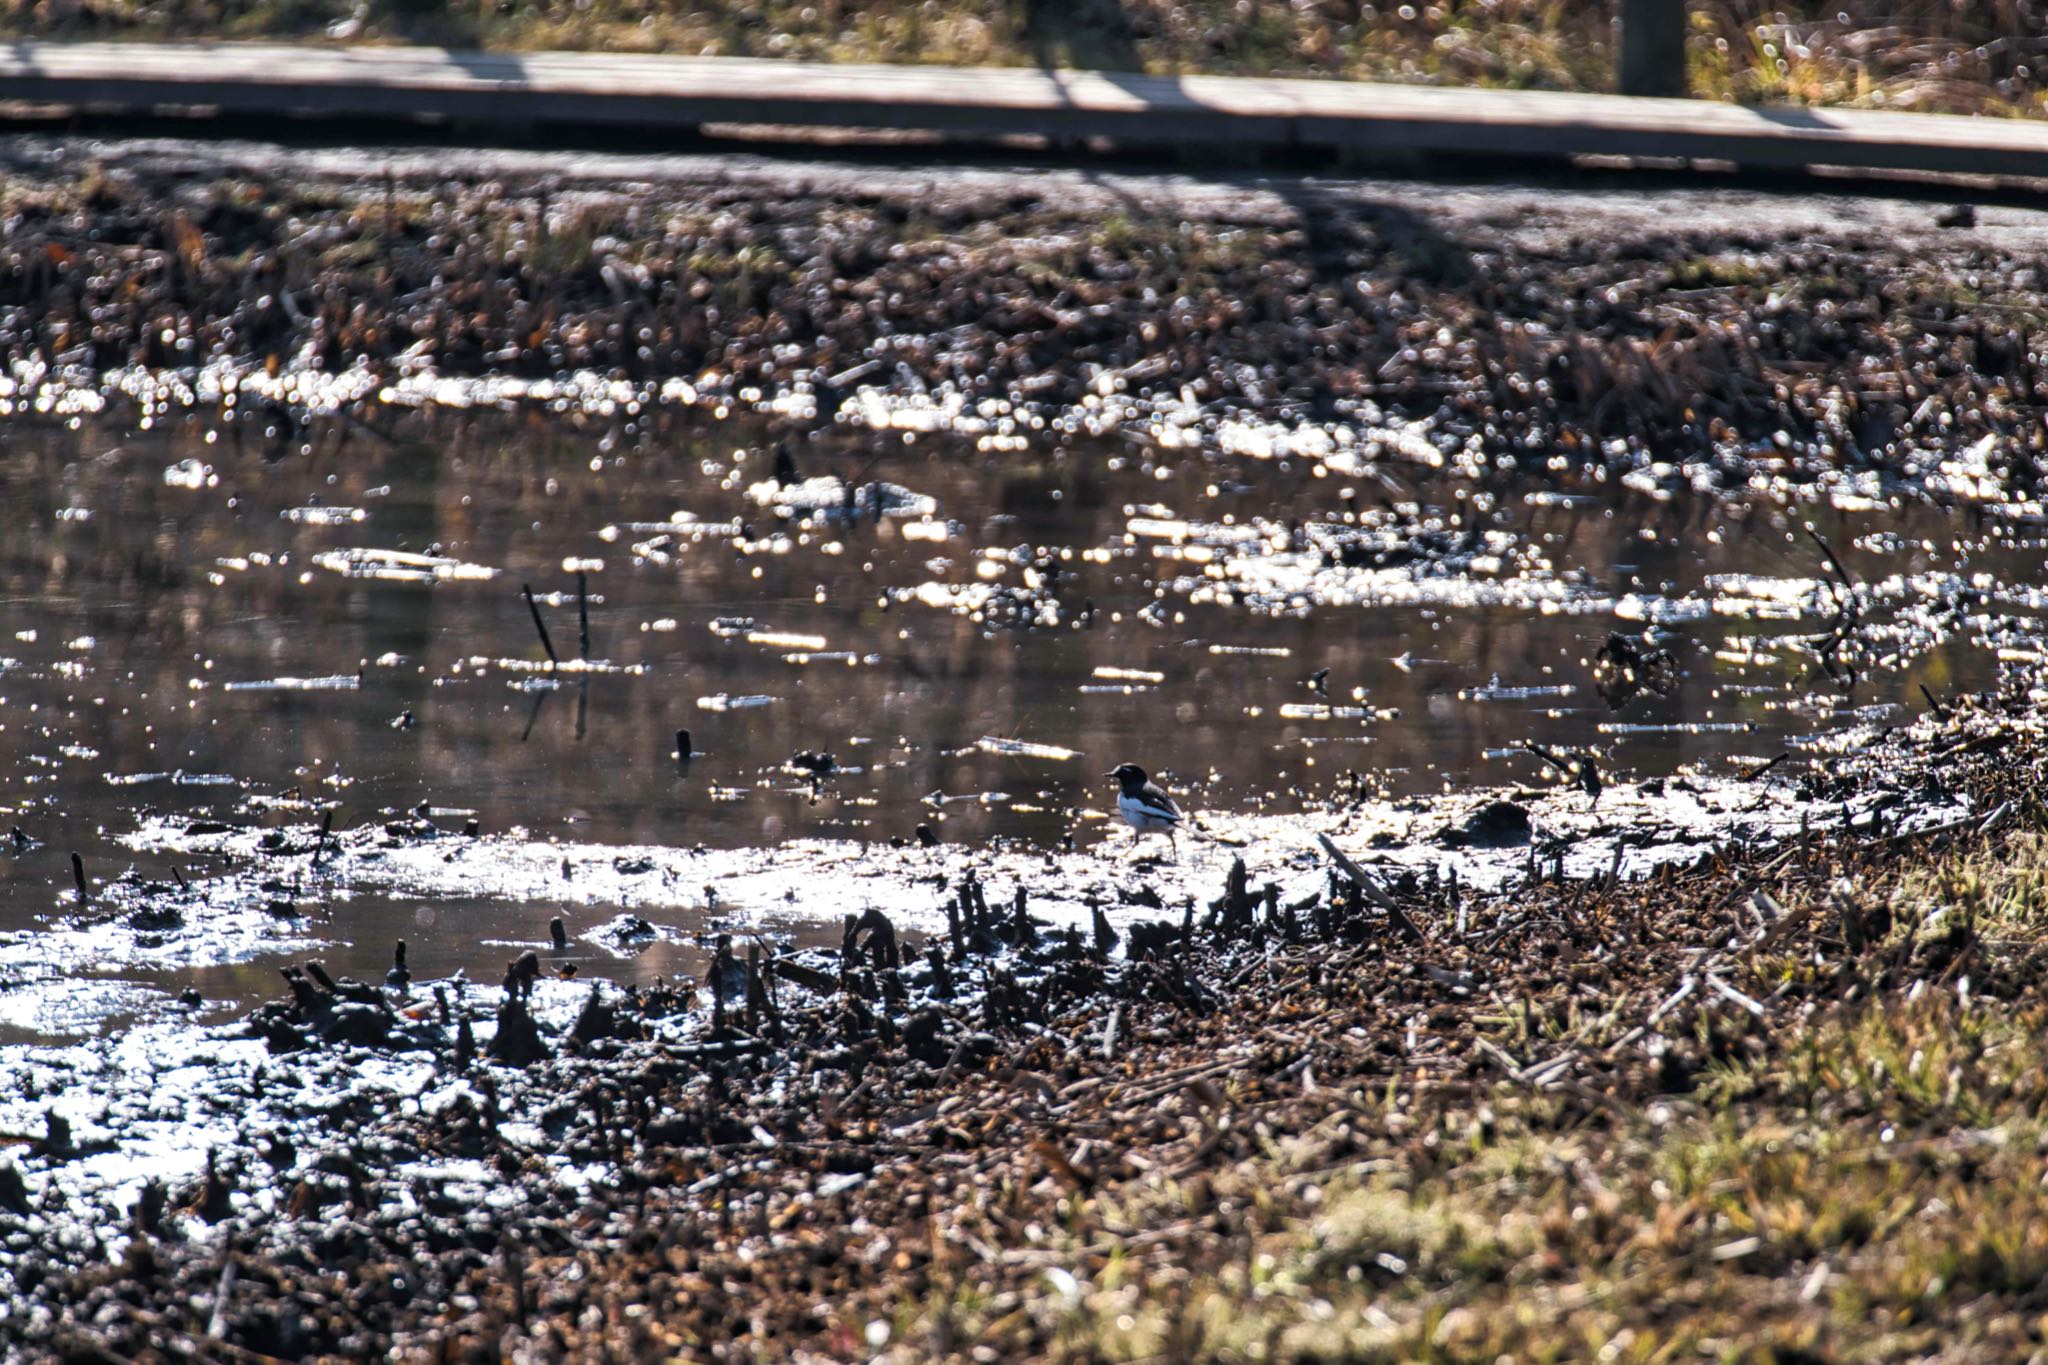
[1106,763,1150,792]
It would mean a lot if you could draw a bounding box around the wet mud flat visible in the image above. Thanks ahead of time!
[2,686,2043,1361]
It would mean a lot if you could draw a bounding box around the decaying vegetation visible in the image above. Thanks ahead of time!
[5,152,2048,497]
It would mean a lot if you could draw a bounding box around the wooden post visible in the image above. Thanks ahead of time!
[1619,0,1688,98]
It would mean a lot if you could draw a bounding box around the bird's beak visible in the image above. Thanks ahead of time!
[1103,771,1118,779]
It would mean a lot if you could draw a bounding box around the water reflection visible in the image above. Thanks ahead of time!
[0,405,2030,1032]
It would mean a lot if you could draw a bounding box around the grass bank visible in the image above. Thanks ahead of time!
[906,835,2048,1360]
[6,3,2048,121]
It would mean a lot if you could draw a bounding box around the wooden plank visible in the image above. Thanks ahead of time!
[7,41,2048,178]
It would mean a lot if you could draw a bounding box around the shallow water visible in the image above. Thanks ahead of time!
[0,402,2036,1037]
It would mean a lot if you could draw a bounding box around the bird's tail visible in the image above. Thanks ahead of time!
[1179,816,1233,846]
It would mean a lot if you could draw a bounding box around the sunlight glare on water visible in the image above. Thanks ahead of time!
[0,400,2034,1034]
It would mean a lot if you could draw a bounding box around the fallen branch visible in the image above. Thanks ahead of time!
[1317,833,1428,945]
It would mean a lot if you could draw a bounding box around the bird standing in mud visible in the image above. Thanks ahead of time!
[1107,763,1183,856]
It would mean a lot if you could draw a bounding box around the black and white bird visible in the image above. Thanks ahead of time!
[1107,763,1183,855]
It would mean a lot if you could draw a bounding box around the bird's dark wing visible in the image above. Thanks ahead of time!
[1138,783,1182,820]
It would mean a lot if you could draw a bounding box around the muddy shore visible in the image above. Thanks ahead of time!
[5,682,2043,1360]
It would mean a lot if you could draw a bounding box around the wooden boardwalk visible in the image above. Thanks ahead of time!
[9,40,2048,177]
